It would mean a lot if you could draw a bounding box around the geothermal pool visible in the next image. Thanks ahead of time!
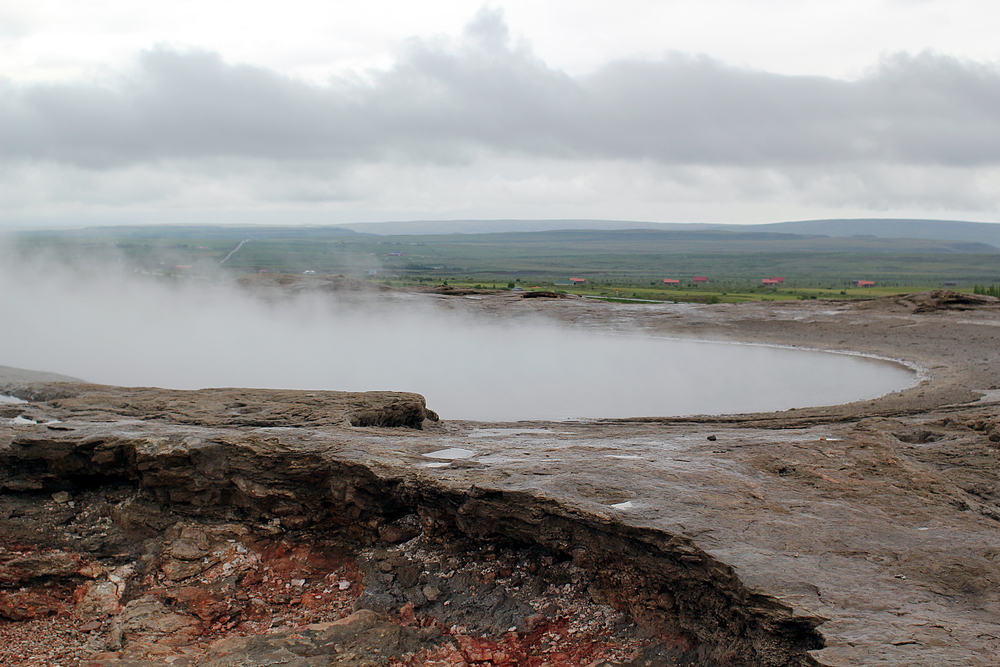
[3,325,915,421]
[410,334,916,421]
[0,271,916,422]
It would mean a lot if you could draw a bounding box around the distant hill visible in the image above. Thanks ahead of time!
[406,228,999,255]
[336,218,1000,248]
[11,220,999,282]
[19,218,999,247]
[20,225,362,239]
[741,219,1000,247]
[14,218,999,254]
[335,219,668,235]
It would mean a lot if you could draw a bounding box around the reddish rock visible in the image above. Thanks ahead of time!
[399,600,417,626]
[169,585,231,622]
[457,635,503,662]
[0,586,70,620]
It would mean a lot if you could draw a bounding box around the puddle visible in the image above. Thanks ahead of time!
[0,394,27,404]
[423,462,451,468]
[956,319,1000,327]
[971,389,1000,404]
[423,448,475,459]
[469,428,554,437]
[610,501,634,509]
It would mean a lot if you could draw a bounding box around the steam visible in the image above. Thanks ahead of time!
[0,252,914,421]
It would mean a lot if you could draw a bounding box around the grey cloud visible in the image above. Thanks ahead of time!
[3,9,999,169]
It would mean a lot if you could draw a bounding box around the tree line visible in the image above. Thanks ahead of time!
[972,284,1000,297]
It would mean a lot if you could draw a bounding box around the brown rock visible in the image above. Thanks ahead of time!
[0,550,83,584]
[114,596,199,636]
[74,581,122,619]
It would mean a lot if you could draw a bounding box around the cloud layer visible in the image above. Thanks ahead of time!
[6,12,1000,169]
[3,10,1000,224]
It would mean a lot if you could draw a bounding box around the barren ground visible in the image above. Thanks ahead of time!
[2,286,999,667]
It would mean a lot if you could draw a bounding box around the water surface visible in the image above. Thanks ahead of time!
[0,273,915,421]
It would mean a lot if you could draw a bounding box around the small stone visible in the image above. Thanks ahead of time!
[106,626,124,651]
[707,435,717,441]
[51,491,72,503]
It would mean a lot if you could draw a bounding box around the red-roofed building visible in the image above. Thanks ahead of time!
[852,280,875,287]
[663,279,680,285]
[762,279,781,285]
[693,277,709,283]
[570,277,585,284]
[770,277,786,283]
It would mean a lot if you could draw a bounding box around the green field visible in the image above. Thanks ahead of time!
[9,225,999,303]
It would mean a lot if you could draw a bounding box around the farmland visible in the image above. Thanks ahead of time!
[8,222,999,303]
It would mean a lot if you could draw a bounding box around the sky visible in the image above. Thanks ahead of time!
[2,0,1000,229]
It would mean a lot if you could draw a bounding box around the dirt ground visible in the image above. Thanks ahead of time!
[2,287,999,666]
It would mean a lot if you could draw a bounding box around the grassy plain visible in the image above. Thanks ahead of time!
[10,225,999,303]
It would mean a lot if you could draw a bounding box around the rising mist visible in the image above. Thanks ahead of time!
[0,252,914,421]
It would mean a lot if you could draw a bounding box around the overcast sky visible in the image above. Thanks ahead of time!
[2,0,999,229]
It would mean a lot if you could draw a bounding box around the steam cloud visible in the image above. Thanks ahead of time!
[0,256,913,421]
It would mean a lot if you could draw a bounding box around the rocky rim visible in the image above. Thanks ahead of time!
[2,286,999,667]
